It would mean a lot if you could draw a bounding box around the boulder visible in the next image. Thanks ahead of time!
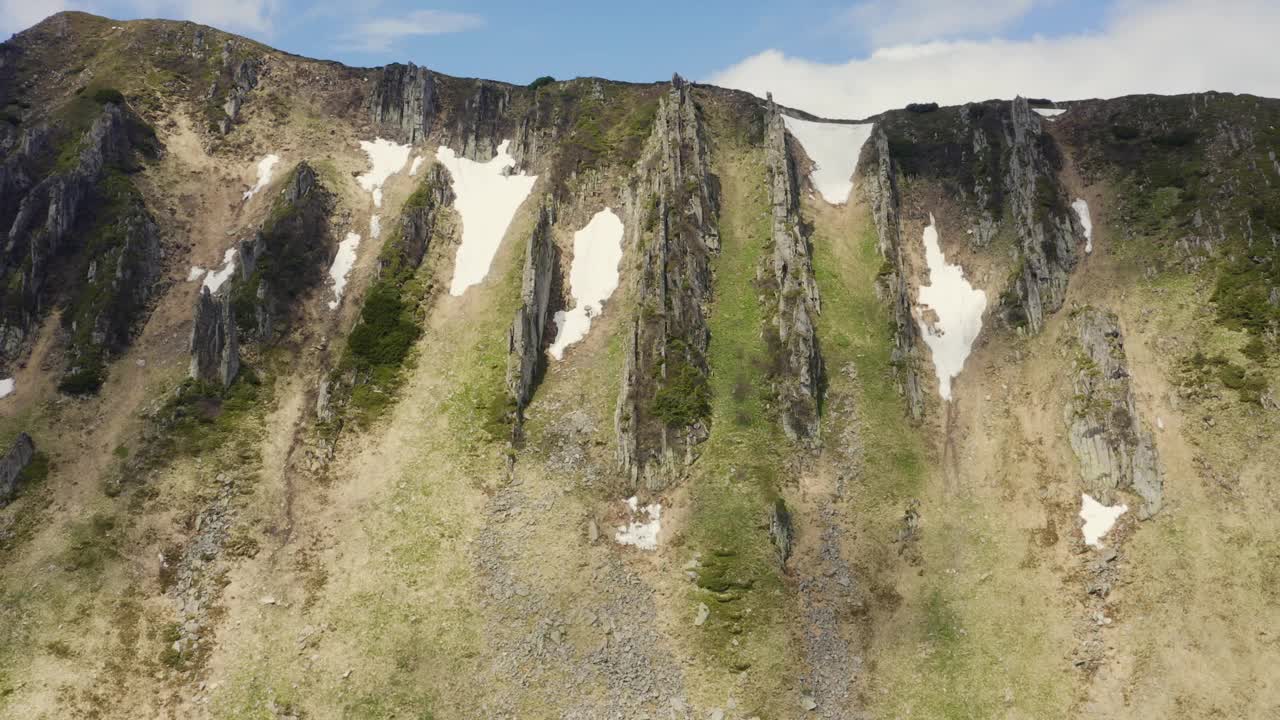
[189,286,239,388]
[0,432,35,504]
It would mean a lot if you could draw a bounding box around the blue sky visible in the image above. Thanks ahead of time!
[6,0,1113,83]
[4,1,1278,117]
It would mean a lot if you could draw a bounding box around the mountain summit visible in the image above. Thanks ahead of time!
[0,11,1277,719]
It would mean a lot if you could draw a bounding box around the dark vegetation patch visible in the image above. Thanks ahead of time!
[1180,350,1270,404]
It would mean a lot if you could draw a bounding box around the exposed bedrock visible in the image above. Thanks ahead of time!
[217,42,261,134]
[0,432,35,505]
[232,161,332,341]
[368,62,437,144]
[766,98,824,443]
[863,127,925,420]
[615,74,720,491]
[1065,308,1163,518]
[506,207,558,420]
[189,286,240,388]
[0,103,161,387]
[1000,97,1082,333]
[384,163,454,275]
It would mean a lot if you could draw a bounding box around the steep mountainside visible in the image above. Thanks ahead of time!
[0,11,1278,720]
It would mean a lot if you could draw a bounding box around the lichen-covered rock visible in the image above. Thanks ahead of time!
[506,207,557,417]
[230,161,331,341]
[767,99,823,443]
[1001,97,1081,332]
[0,102,159,385]
[0,432,35,504]
[1065,308,1163,518]
[189,286,239,388]
[615,74,720,490]
[769,498,794,565]
[384,163,454,275]
[217,44,260,134]
[863,127,925,420]
[368,62,437,143]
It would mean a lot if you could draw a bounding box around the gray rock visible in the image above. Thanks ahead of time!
[1065,308,1163,518]
[615,74,720,490]
[368,62,437,143]
[694,603,709,627]
[769,497,794,565]
[768,99,823,444]
[189,286,240,388]
[506,207,557,423]
[0,432,35,504]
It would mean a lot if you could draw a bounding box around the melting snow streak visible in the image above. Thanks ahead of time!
[615,497,662,551]
[781,115,873,204]
[1080,493,1126,547]
[915,214,986,400]
[438,140,538,296]
[1072,198,1093,254]
[327,233,360,309]
[243,154,280,201]
[548,209,624,359]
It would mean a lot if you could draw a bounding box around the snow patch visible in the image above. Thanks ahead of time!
[357,138,412,208]
[915,214,987,400]
[1072,198,1093,254]
[202,248,238,293]
[369,215,382,240]
[0,378,14,399]
[438,140,539,296]
[548,209,624,359]
[327,233,361,310]
[614,497,662,551]
[242,154,280,201]
[1080,493,1127,547]
[187,266,207,282]
[409,155,425,176]
[1034,108,1067,118]
[781,115,873,204]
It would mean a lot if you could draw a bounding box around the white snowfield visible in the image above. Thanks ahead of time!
[187,266,206,282]
[438,140,538,297]
[357,138,412,208]
[0,378,14,399]
[409,155,425,176]
[370,214,382,240]
[202,247,238,293]
[1034,108,1067,118]
[1080,493,1127,547]
[781,115,873,204]
[327,232,361,309]
[915,214,987,400]
[614,497,662,551]
[1072,198,1093,254]
[243,154,280,202]
[548,209,624,360]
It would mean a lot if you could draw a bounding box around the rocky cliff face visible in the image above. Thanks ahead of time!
[863,128,926,420]
[998,98,1082,332]
[382,163,454,275]
[0,101,160,390]
[1066,308,1163,518]
[215,42,260,134]
[0,432,35,504]
[506,207,557,422]
[189,286,239,388]
[767,101,824,443]
[368,62,437,144]
[231,161,331,341]
[615,75,720,490]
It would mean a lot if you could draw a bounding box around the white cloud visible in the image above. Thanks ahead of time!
[841,0,1042,46]
[0,0,70,37]
[179,0,276,34]
[342,9,484,52]
[709,0,1280,120]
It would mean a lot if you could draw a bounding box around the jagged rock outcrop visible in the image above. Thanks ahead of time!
[0,432,35,504]
[217,43,260,134]
[189,286,239,388]
[769,498,794,565]
[368,62,437,144]
[1000,97,1081,332]
[615,74,720,490]
[231,161,331,341]
[863,127,925,420]
[767,99,823,443]
[506,207,557,418]
[0,102,159,385]
[1065,308,1162,518]
[456,81,511,162]
[382,163,454,276]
